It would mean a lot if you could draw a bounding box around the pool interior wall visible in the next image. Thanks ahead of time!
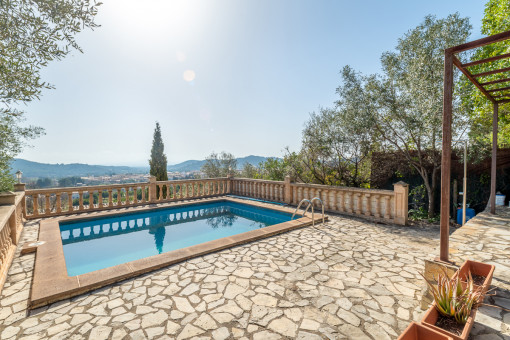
[60,200,293,276]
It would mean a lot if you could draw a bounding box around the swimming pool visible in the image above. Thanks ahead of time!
[32,197,322,308]
[60,201,292,276]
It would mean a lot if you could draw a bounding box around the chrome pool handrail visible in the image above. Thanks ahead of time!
[291,199,312,220]
[310,197,325,226]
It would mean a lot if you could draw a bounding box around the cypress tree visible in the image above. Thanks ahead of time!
[149,122,168,198]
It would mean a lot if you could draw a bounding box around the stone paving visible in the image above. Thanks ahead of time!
[448,206,510,339]
[0,207,508,339]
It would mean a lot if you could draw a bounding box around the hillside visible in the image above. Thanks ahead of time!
[12,155,276,178]
[11,159,147,178]
[167,155,272,172]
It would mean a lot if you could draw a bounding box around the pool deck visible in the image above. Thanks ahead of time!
[0,201,509,339]
[31,197,319,309]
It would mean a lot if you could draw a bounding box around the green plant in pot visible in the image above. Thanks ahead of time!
[421,270,484,340]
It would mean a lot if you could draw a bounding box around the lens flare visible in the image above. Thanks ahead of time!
[183,70,196,82]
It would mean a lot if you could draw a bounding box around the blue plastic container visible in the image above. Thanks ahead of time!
[457,208,475,225]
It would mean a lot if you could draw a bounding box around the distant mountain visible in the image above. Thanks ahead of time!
[167,155,275,172]
[13,155,278,178]
[11,159,147,178]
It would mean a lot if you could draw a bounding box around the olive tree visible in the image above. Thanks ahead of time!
[201,152,237,178]
[372,14,472,218]
[0,0,101,191]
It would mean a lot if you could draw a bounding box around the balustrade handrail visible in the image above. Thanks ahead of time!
[290,182,394,196]
[232,178,285,185]
[155,177,229,184]
[25,182,149,194]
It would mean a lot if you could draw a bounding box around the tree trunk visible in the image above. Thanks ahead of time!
[428,167,439,219]
[415,167,435,219]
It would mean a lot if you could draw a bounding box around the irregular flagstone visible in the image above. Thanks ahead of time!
[1,212,507,340]
[268,316,298,337]
[177,324,205,340]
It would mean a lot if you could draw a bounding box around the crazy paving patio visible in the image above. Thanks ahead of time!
[0,207,509,339]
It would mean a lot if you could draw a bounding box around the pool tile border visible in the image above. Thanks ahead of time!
[30,197,326,308]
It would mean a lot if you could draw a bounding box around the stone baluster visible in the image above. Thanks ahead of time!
[345,192,352,213]
[45,193,51,214]
[192,183,196,197]
[331,190,337,211]
[364,193,371,216]
[374,195,381,218]
[78,191,84,211]
[56,193,62,213]
[33,195,39,216]
[68,192,74,212]
[141,186,146,202]
[89,191,94,210]
[108,189,113,207]
[336,191,343,212]
[355,193,362,214]
[117,189,123,206]
[383,196,391,219]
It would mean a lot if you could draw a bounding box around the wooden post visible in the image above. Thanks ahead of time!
[440,51,454,263]
[490,103,498,214]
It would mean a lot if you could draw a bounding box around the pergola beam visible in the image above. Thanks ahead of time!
[486,86,510,93]
[462,52,510,67]
[480,78,510,86]
[472,66,510,78]
[453,57,496,103]
[446,30,510,54]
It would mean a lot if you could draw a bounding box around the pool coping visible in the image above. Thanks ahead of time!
[30,196,327,308]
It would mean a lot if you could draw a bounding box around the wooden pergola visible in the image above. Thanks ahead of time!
[440,30,510,262]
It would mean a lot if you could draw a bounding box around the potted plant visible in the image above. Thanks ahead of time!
[421,270,484,340]
[398,322,453,340]
[454,260,495,299]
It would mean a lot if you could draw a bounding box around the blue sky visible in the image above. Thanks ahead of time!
[19,0,485,166]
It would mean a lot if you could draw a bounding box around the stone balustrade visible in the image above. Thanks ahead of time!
[0,191,24,292]
[231,178,285,202]
[153,178,229,203]
[24,178,229,219]
[231,177,408,225]
[22,176,408,225]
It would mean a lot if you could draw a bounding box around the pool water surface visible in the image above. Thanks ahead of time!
[60,201,292,276]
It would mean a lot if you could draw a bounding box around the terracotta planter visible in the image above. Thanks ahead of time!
[421,303,476,340]
[398,321,453,340]
[454,259,495,302]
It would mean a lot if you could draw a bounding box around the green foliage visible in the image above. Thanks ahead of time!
[355,14,470,217]
[422,270,483,324]
[0,0,101,191]
[257,158,287,181]
[287,70,377,187]
[149,122,168,181]
[57,176,83,187]
[149,122,168,198]
[461,0,510,158]
[201,152,237,178]
[241,163,259,179]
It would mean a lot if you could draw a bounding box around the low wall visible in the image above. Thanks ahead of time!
[0,191,25,293]
[22,176,408,225]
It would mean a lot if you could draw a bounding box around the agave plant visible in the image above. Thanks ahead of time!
[422,269,483,324]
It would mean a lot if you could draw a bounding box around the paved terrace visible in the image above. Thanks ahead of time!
[0,205,509,339]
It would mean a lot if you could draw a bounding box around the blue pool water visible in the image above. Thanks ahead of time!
[60,201,292,276]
